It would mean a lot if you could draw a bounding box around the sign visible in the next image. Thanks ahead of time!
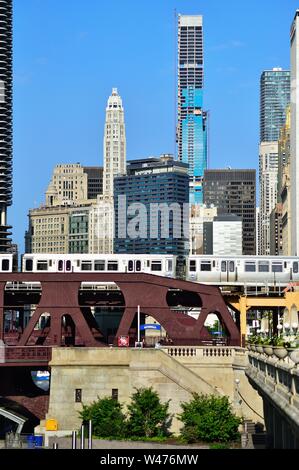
[140,324,161,331]
[118,335,130,347]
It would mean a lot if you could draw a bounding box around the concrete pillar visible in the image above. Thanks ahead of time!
[239,297,248,344]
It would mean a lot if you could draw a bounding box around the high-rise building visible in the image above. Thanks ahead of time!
[83,166,103,199]
[0,0,12,252]
[103,88,126,196]
[177,14,208,204]
[269,203,283,256]
[203,169,256,255]
[89,195,114,254]
[260,68,290,142]
[278,105,291,198]
[203,215,242,256]
[259,142,279,255]
[189,204,217,254]
[114,155,189,255]
[290,11,299,255]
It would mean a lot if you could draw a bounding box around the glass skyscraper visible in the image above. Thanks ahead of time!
[260,68,290,143]
[177,14,208,205]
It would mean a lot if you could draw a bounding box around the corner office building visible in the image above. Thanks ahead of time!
[0,0,12,251]
[177,14,208,204]
[114,155,189,255]
[203,169,256,255]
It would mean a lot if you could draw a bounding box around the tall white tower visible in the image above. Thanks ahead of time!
[103,88,126,196]
[290,11,299,255]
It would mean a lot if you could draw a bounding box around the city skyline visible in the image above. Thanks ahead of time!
[12,0,297,252]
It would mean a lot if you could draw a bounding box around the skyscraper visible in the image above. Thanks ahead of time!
[177,14,208,204]
[258,142,279,255]
[203,169,256,255]
[260,68,290,142]
[291,11,299,255]
[103,88,126,196]
[0,0,12,252]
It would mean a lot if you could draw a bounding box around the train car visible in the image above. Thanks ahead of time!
[186,256,299,285]
[22,254,177,278]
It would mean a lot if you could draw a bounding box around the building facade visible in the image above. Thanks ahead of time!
[89,196,114,254]
[189,204,217,254]
[0,0,12,251]
[203,215,242,256]
[281,161,291,256]
[269,203,283,256]
[259,142,279,255]
[83,167,103,200]
[177,14,208,204]
[103,88,126,196]
[46,164,90,207]
[260,68,290,142]
[290,11,299,255]
[203,169,256,255]
[114,155,189,255]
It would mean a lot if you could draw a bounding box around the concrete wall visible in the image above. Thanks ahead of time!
[44,347,263,435]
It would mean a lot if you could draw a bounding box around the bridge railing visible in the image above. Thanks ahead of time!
[3,346,52,363]
[164,345,246,360]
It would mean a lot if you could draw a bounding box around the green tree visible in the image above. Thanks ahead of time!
[79,396,126,439]
[178,393,242,443]
[126,387,171,438]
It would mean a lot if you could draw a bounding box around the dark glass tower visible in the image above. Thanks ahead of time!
[260,68,290,143]
[0,0,12,251]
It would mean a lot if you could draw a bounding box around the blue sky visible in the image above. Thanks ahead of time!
[12,0,298,252]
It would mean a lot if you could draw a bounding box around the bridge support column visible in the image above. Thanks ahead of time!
[239,297,248,347]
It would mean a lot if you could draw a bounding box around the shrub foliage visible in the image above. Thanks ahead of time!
[178,393,242,443]
[79,396,126,439]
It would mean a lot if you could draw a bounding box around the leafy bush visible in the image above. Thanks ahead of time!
[126,387,171,438]
[178,393,242,443]
[79,396,126,439]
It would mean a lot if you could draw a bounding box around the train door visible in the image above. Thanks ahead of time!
[220,260,236,283]
[128,259,142,273]
[57,259,72,273]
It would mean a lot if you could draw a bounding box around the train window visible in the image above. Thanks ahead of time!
[221,261,227,272]
[25,259,33,271]
[293,262,299,274]
[245,262,256,272]
[128,260,134,272]
[272,262,283,273]
[229,261,235,273]
[58,260,63,272]
[136,260,141,272]
[2,259,10,271]
[189,260,196,272]
[37,260,48,271]
[94,260,105,271]
[108,261,118,271]
[147,260,150,267]
[167,259,173,272]
[200,261,211,272]
[66,260,71,272]
[258,261,269,273]
[151,261,162,271]
[81,261,92,271]
[49,260,52,267]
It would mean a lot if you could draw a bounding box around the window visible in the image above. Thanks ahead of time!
[258,261,269,273]
[200,261,211,272]
[245,262,256,272]
[58,260,63,272]
[25,259,33,272]
[37,260,48,271]
[293,262,299,274]
[151,261,162,271]
[66,260,72,272]
[221,261,227,273]
[2,259,10,271]
[128,260,133,272]
[167,259,173,272]
[112,389,118,401]
[108,261,118,271]
[75,389,82,403]
[136,260,141,272]
[189,260,196,272]
[229,261,235,273]
[94,260,105,271]
[272,262,283,273]
[81,261,92,271]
